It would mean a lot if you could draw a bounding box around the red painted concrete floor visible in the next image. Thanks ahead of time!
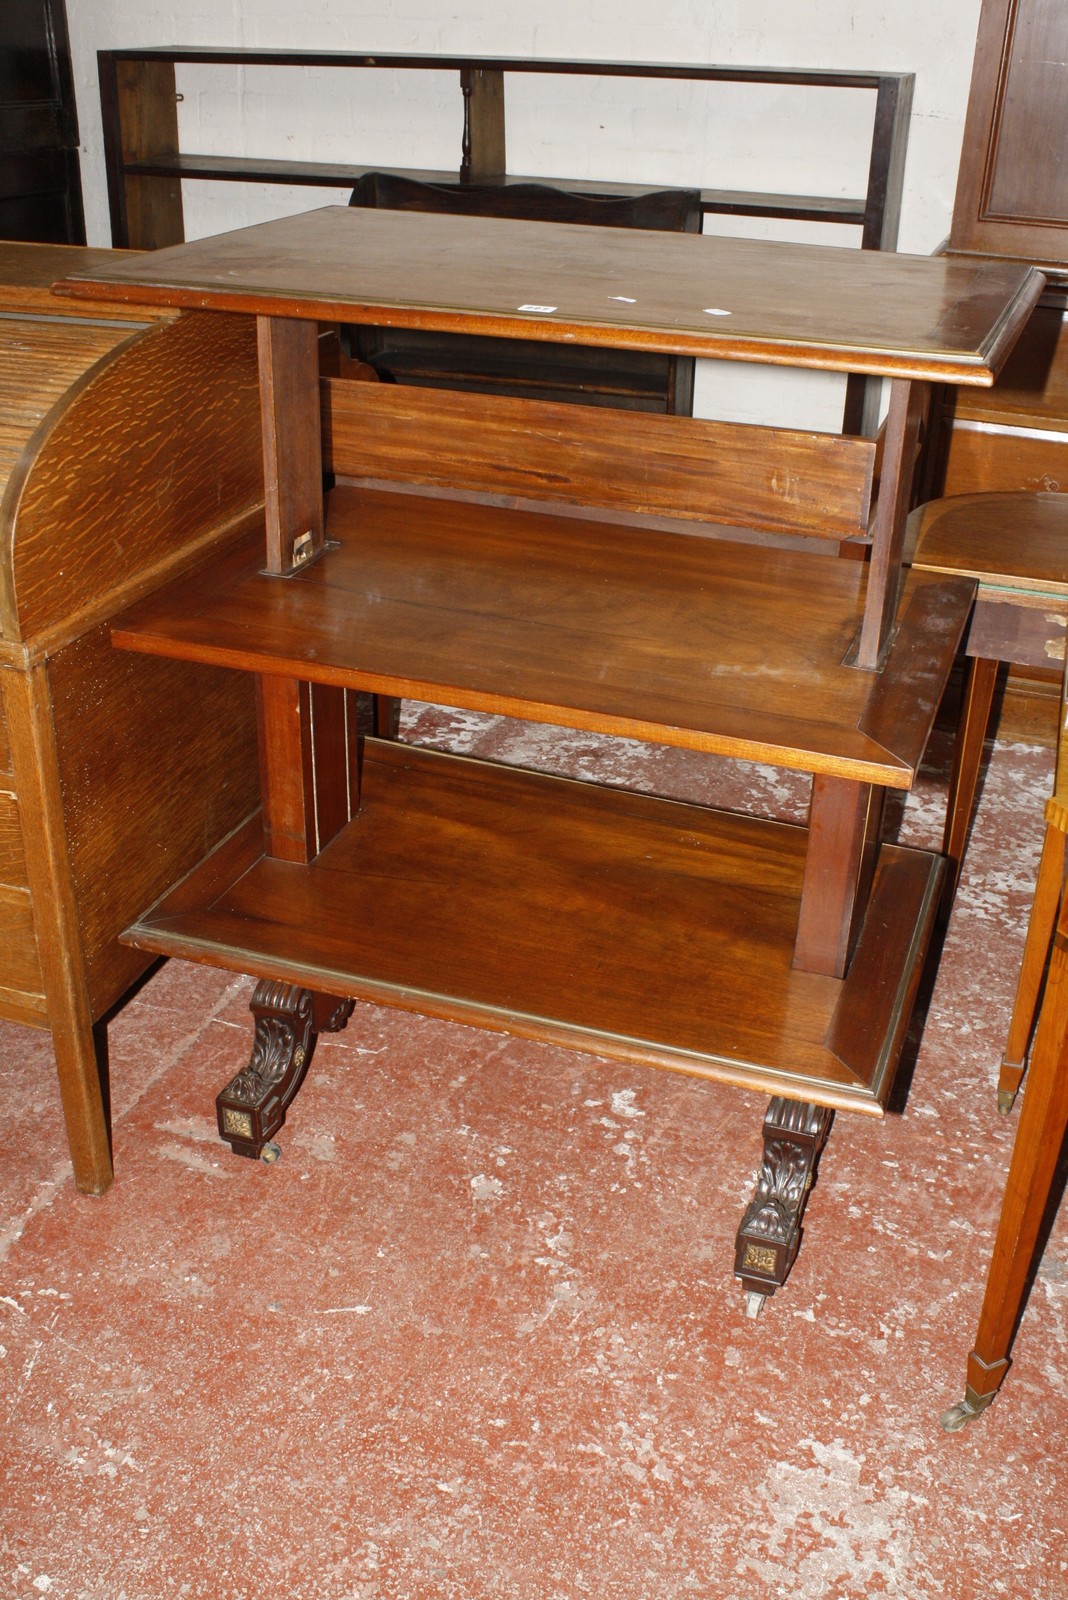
[2,707,1067,1599]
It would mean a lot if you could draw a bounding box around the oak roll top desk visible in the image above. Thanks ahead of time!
[56,209,1041,1307]
[0,241,263,1196]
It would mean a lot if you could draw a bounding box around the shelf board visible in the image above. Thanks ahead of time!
[120,156,865,224]
[700,189,864,224]
[122,740,943,1114]
[112,485,972,787]
[103,50,901,91]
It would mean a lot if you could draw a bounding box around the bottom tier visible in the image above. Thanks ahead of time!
[122,739,943,1115]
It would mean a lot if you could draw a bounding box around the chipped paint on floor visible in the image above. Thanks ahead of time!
[0,708,1065,1599]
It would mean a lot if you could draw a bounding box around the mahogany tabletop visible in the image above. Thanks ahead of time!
[54,206,1043,384]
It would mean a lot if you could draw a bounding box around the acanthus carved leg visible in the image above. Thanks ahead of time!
[216,981,355,1160]
[734,1096,834,1316]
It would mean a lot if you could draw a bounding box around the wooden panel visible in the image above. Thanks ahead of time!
[987,5,1068,222]
[54,206,1043,386]
[940,420,1068,497]
[112,485,974,788]
[323,379,875,540]
[825,846,943,1095]
[0,311,263,645]
[951,0,1068,265]
[0,882,43,996]
[122,739,940,1115]
[47,621,261,1018]
[2,660,113,1192]
[309,683,361,850]
[933,303,1068,498]
[967,596,1067,671]
[0,688,11,777]
[0,984,49,1027]
[110,57,184,250]
[0,788,28,888]
[952,304,1068,429]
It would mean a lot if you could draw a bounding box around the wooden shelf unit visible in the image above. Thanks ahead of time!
[98,49,913,254]
[55,208,1041,1305]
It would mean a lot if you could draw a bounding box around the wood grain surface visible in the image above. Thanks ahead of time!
[0,311,263,645]
[54,206,1044,384]
[0,882,42,998]
[122,739,941,1114]
[0,320,137,512]
[910,491,1068,595]
[112,484,972,787]
[0,242,168,320]
[323,378,876,540]
[48,623,261,1017]
[0,694,10,777]
[258,316,324,573]
[0,788,29,889]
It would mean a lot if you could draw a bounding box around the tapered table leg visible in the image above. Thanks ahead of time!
[943,656,999,891]
[941,894,1068,1429]
[999,797,1068,1113]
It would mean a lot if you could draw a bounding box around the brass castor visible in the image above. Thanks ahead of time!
[940,1388,994,1432]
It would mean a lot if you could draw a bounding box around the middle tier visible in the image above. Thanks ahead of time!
[112,484,973,786]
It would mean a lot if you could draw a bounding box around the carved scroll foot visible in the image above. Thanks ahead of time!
[216,981,355,1160]
[734,1097,834,1311]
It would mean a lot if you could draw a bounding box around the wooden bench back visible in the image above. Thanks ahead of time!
[321,379,876,544]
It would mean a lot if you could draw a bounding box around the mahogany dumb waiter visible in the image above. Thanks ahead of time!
[57,207,1040,1313]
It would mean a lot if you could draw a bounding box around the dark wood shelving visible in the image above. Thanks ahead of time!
[97,50,913,252]
[118,153,868,226]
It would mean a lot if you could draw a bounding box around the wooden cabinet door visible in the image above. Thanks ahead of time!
[951,0,1068,266]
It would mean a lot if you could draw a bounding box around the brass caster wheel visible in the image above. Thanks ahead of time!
[745,1290,766,1319]
[940,1393,991,1432]
[259,1141,282,1164]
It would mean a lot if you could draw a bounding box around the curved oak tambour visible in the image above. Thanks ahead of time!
[0,243,264,1195]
